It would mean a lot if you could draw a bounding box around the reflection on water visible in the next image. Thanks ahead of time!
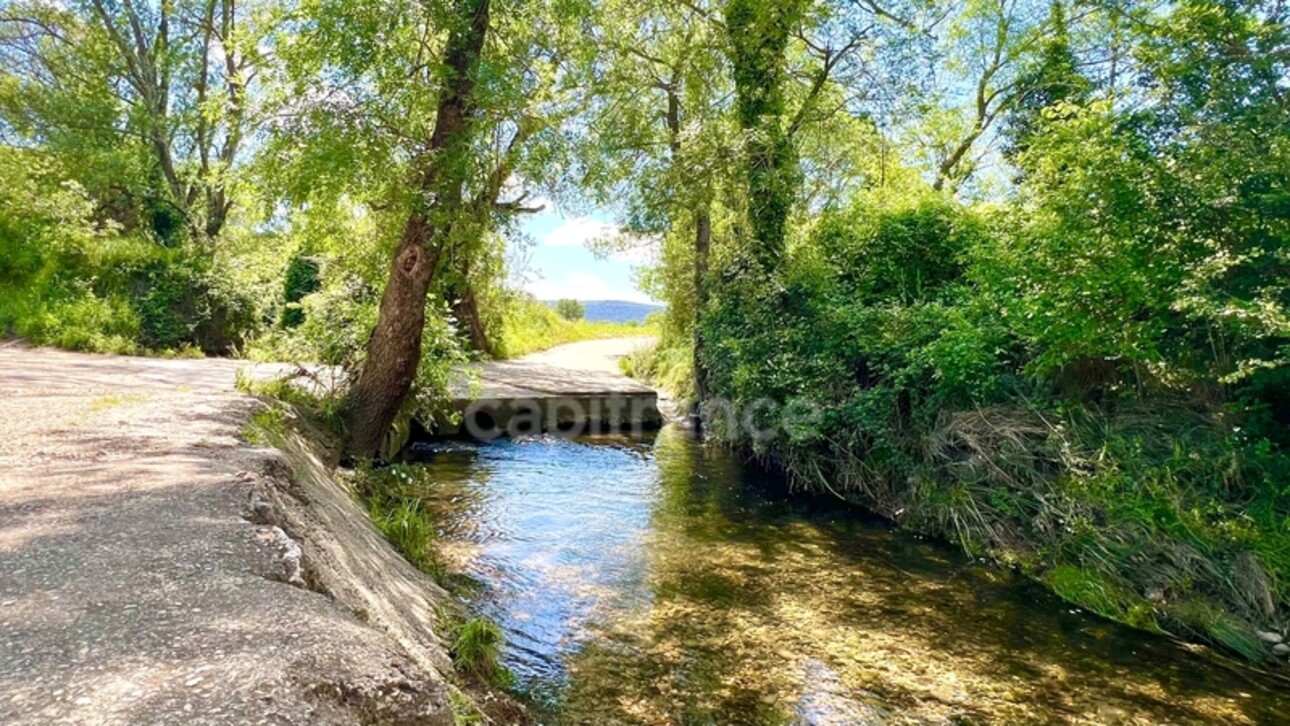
[405,427,1286,724]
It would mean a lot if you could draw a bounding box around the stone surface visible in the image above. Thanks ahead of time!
[0,343,458,725]
[452,336,658,399]
[446,337,663,435]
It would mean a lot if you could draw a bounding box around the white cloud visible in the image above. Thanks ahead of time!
[542,217,620,247]
[524,270,655,304]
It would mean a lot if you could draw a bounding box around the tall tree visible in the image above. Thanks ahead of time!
[579,0,728,400]
[0,0,259,242]
[1002,0,1092,163]
[725,0,812,272]
[344,0,491,458]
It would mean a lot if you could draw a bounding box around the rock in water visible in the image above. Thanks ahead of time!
[1255,630,1283,644]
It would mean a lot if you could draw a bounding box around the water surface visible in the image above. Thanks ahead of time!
[405,427,1285,724]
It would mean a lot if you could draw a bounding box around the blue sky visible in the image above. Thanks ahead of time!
[514,209,658,304]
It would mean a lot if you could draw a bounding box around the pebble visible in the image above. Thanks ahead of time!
[1272,643,1290,657]
[1255,630,1283,644]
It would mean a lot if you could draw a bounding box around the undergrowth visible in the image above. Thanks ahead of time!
[679,192,1290,663]
[621,337,694,403]
[235,370,348,439]
[367,495,444,578]
[348,463,446,580]
[451,618,510,686]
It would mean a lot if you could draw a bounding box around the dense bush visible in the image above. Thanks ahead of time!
[691,181,1290,660]
[0,152,254,355]
[554,298,585,321]
[280,254,323,329]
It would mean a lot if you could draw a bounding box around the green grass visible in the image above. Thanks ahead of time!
[619,338,695,401]
[364,495,443,578]
[448,688,486,725]
[235,371,347,438]
[1,292,142,355]
[242,406,288,446]
[451,617,509,685]
[493,298,655,359]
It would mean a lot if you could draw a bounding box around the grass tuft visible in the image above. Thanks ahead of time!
[242,406,288,446]
[451,617,507,683]
[365,495,443,578]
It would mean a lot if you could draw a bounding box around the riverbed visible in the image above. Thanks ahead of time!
[399,427,1284,724]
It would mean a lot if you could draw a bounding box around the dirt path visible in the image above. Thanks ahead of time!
[0,343,457,725]
[514,336,656,374]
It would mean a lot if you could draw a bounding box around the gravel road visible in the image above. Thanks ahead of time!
[0,342,455,725]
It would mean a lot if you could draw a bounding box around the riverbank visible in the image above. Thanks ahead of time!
[398,427,1289,724]
[0,343,491,724]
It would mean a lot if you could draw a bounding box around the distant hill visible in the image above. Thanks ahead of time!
[543,299,664,324]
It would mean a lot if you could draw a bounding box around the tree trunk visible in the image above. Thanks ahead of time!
[693,206,711,402]
[725,0,808,273]
[345,0,491,458]
[346,222,441,457]
[449,274,492,355]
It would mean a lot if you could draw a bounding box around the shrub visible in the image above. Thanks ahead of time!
[554,298,585,321]
[281,254,322,329]
[696,190,1289,660]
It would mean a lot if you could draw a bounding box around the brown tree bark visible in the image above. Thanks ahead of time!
[693,206,711,403]
[453,286,491,354]
[447,260,492,356]
[345,0,491,459]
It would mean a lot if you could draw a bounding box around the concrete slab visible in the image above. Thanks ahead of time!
[445,338,662,437]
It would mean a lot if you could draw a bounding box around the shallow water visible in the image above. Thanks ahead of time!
[404,427,1286,724]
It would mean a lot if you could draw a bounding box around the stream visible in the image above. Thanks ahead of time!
[402,427,1285,724]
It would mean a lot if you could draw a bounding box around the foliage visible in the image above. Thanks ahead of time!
[0,0,263,242]
[242,405,288,446]
[1001,0,1092,163]
[281,255,322,329]
[621,337,694,402]
[725,0,810,272]
[0,149,254,354]
[554,298,585,321]
[697,173,1289,658]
